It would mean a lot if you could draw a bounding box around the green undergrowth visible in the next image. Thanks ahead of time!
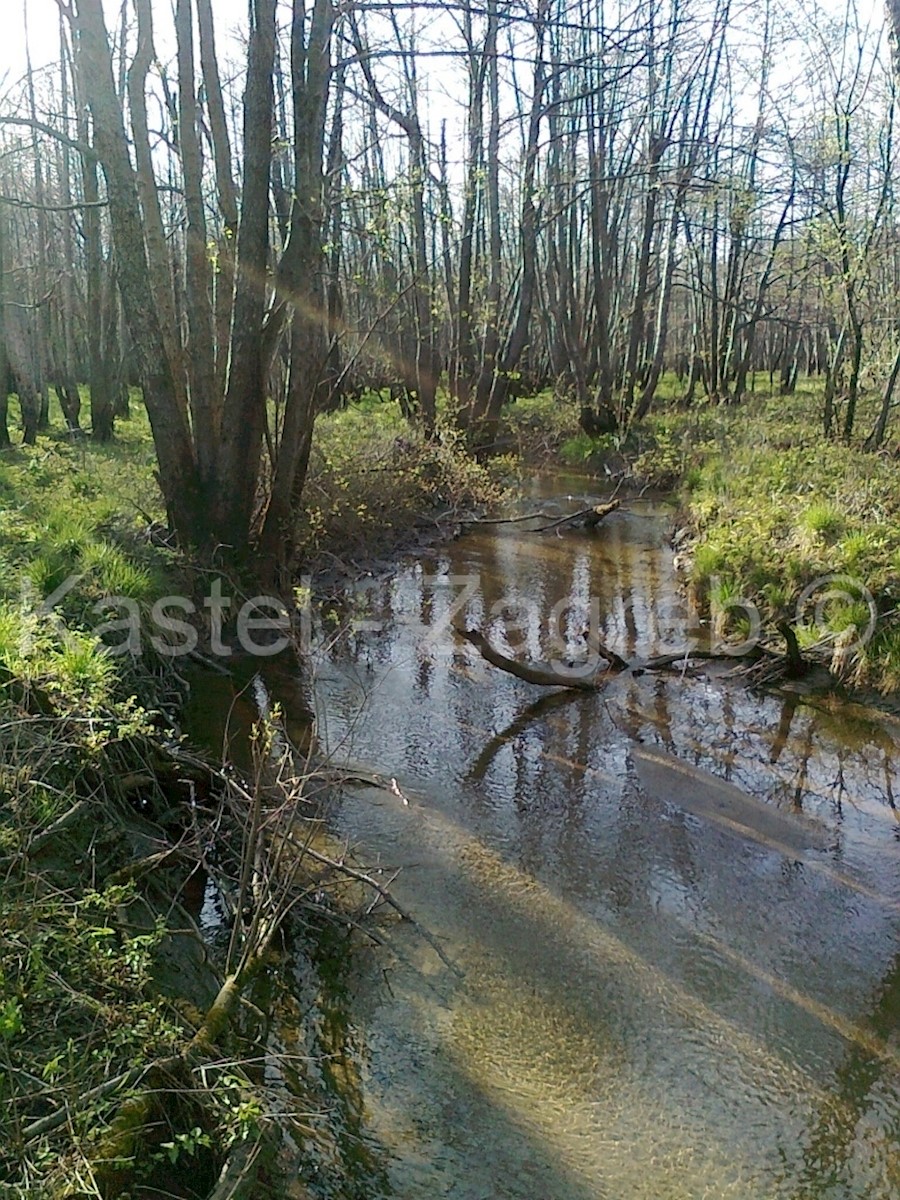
[636,386,900,693]
[0,403,174,700]
[499,374,714,470]
[297,398,513,567]
[500,389,582,460]
[0,407,323,1197]
[0,409,178,717]
[0,412,229,1196]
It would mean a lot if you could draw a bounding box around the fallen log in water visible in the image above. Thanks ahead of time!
[462,499,622,533]
[457,627,617,690]
[457,624,808,692]
[533,500,622,533]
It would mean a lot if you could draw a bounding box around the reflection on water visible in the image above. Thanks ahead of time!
[309,482,899,1200]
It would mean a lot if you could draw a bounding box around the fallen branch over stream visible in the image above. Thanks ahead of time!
[456,625,814,692]
[533,500,621,533]
[457,627,606,690]
[462,498,622,533]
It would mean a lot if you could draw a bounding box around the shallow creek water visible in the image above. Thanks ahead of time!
[200,476,900,1199]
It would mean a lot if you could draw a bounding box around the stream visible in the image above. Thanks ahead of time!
[197,475,900,1199]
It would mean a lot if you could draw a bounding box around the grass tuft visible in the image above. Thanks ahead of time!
[799,502,845,542]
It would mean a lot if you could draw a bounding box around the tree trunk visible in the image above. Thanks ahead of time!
[472,0,502,426]
[480,4,548,446]
[865,340,900,451]
[350,12,436,434]
[450,11,486,416]
[24,5,50,431]
[53,14,82,433]
[0,203,10,448]
[175,0,217,481]
[128,0,186,419]
[72,0,201,534]
[258,0,334,578]
[212,0,278,551]
[196,0,238,395]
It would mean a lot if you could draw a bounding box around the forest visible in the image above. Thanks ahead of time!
[1,0,897,560]
[1,1,900,1198]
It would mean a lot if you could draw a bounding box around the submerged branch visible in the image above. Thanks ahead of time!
[295,837,462,977]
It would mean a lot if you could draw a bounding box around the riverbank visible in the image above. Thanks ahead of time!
[0,417,312,1197]
[503,381,900,695]
[0,431,271,1194]
[294,396,511,576]
[3,378,899,1194]
[626,388,900,694]
[0,398,509,1199]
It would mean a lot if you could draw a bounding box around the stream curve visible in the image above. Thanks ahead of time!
[309,478,900,1200]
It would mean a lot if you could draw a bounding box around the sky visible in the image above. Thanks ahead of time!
[0,0,891,163]
[2,0,890,80]
[0,0,250,82]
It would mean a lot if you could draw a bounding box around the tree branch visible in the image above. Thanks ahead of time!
[0,116,97,161]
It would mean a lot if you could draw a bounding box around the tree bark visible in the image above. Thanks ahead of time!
[479,2,548,446]
[458,627,607,691]
[72,0,201,533]
[196,0,239,394]
[175,0,217,482]
[213,0,278,551]
[128,0,186,421]
[258,0,334,579]
[472,0,502,427]
[24,5,50,430]
[0,203,10,448]
[449,8,487,415]
[350,12,436,434]
[865,340,900,450]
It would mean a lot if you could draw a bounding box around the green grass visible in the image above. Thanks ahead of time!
[0,395,221,1194]
[0,398,178,716]
[657,384,900,692]
[0,385,529,1192]
[799,502,846,542]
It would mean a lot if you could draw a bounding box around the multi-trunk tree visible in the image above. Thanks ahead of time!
[65,0,335,574]
[1,0,898,564]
